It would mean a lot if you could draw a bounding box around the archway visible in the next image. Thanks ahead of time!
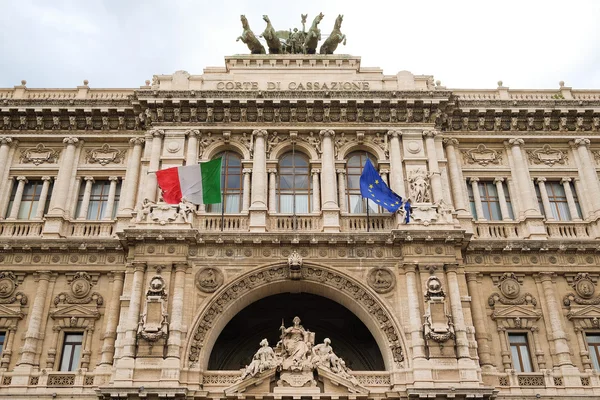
[208,293,385,370]
[186,263,408,371]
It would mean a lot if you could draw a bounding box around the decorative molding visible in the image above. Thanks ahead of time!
[85,144,126,165]
[461,144,502,166]
[19,143,60,165]
[526,144,568,166]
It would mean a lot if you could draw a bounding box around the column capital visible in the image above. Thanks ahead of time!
[127,261,147,272]
[267,168,277,174]
[493,177,505,184]
[465,272,482,282]
[242,168,252,175]
[442,137,459,147]
[252,129,268,138]
[148,129,165,138]
[0,136,13,145]
[386,129,403,138]
[311,168,321,175]
[63,137,79,145]
[561,177,572,184]
[537,272,556,282]
[573,138,591,148]
[536,177,547,183]
[35,271,52,281]
[16,176,28,183]
[402,263,418,273]
[109,176,119,182]
[444,263,460,273]
[336,168,346,175]
[379,168,389,174]
[84,176,95,182]
[469,177,480,184]
[185,129,200,137]
[508,138,525,146]
[423,130,439,138]
[319,129,335,138]
[111,271,126,282]
[173,262,190,272]
[41,176,53,182]
[129,137,145,146]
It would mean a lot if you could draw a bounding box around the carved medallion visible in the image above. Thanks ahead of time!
[70,272,92,299]
[499,273,521,299]
[196,267,224,293]
[424,276,444,300]
[147,275,167,297]
[0,272,17,299]
[367,267,395,294]
[20,143,60,165]
[573,273,595,299]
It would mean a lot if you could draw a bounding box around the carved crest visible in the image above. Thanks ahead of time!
[0,272,27,305]
[461,144,502,166]
[54,271,103,306]
[85,144,126,165]
[498,272,521,299]
[20,143,60,165]
[424,276,444,300]
[526,144,568,166]
[195,268,224,293]
[288,250,303,280]
[367,268,395,294]
[564,273,600,307]
[147,275,167,298]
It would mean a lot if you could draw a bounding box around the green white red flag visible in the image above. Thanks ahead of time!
[155,158,222,205]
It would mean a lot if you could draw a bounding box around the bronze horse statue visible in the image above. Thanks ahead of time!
[237,15,266,54]
[303,13,324,54]
[320,14,346,54]
[261,15,282,54]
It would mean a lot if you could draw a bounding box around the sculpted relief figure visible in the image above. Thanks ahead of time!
[238,339,278,381]
[279,316,314,370]
[312,338,359,385]
[237,15,266,54]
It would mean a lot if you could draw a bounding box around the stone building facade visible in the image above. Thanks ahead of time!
[0,54,599,399]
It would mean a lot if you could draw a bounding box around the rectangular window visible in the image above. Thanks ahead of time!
[59,332,84,371]
[0,331,5,355]
[543,181,581,221]
[76,180,121,220]
[7,180,53,219]
[509,333,533,372]
[467,180,513,220]
[587,334,600,371]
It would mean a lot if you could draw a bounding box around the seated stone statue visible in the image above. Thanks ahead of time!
[311,338,359,386]
[238,339,277,381]
[279,316,314,371]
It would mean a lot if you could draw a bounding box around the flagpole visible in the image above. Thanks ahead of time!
[365,152,370,233]
[221,152,226,232]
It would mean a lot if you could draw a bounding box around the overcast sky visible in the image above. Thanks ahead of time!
[1,0,599,90]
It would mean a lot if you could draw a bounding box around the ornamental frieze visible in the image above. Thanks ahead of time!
[19,143,61,165]
[85,144,126,165]
[526,144,568,166]
[461,144,503,166]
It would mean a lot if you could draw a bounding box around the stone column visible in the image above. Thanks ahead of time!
[118,138,144,214]
[242,168,251,213]
[268,168,277,213]
[319,130,338,210]
[80,326,94,369]
[561,177,581,221]
[575,327,593,370]
[167,263,188,359]
[465,273,493,366]
[311,168,321,213]
[403,264,426,360]
[445,264,470,359]
[470,178,486,221]
[507,138,539,216]
[47,137,79,216]
[102,177,119,220]
[387,130,406,197]
[572,138,600,215]
[0,326,16,368]
[443,138,469,214]
[18,271,52,366]
[0,178,14,219]
[121,262,146,358]
[536,178,554,221]
[7,176,27,219]
[45,327,60,369]
[494,178,512,220]
[77,177,95,220]
[529,326,546,369]
[0,137,12,178]
[143,129,164,202]
[33,176,52,220]
[538,272,573,366]
[249,130,268,231]
[185,129,200,165]
[0,137,14,219]
[423,130,443,203]
[337,169,347,213]
[98,272,125,366]
[497,327,512,370]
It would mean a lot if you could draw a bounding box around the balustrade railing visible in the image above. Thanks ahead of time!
[197,214,248,232]
[0,221,43,237]
[340,215,394,232]
[268,214,322,232]
[69,221,115,237]
[546,221,590,239]
[473,221,521,239]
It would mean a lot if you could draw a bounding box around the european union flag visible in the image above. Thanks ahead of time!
[359,159,403,213]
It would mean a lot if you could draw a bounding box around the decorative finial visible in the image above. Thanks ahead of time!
[497,80,503,87]
[559,81,565,87]
[20,80,26,86]
[145,80,150,86]
[83,79,89,86]
[435,80,441,87]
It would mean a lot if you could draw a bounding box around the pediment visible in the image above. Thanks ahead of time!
[567,305,600,319]
[224,368,276,395]
[491,305,541,320]
[0,304,24,319]
[316,366,369,395]
[50,304,100,319]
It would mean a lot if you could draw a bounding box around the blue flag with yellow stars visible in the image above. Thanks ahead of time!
[359,159,403,213]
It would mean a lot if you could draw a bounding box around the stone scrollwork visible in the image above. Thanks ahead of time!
[488,292,537,308]
[19,143,60,165]
[498,272,521,299]
[564,273,599,306]
[488,272,537,307]
[54,272,103,306]
[461,144,503,166]
[526,144,568,166]
[189,265,404,366]
[0,271,27,305]
[85,143,126,165]
[367,267,395,294]
[195,267,224,293]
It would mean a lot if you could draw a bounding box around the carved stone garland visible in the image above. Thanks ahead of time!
[188,264,405,366]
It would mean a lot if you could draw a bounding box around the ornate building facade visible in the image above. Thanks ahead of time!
[0,53,599,400]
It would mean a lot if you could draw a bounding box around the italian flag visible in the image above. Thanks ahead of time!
[155,158,222,205]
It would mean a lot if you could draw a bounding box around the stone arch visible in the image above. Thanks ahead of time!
[185,262,407,371]
[270,140,319,161]
[337,142,386,162]
[202,141,250,161]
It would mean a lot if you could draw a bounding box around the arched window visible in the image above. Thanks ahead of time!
[346,152,380,214]
[278,152,311,213]
[208,152,242,213]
